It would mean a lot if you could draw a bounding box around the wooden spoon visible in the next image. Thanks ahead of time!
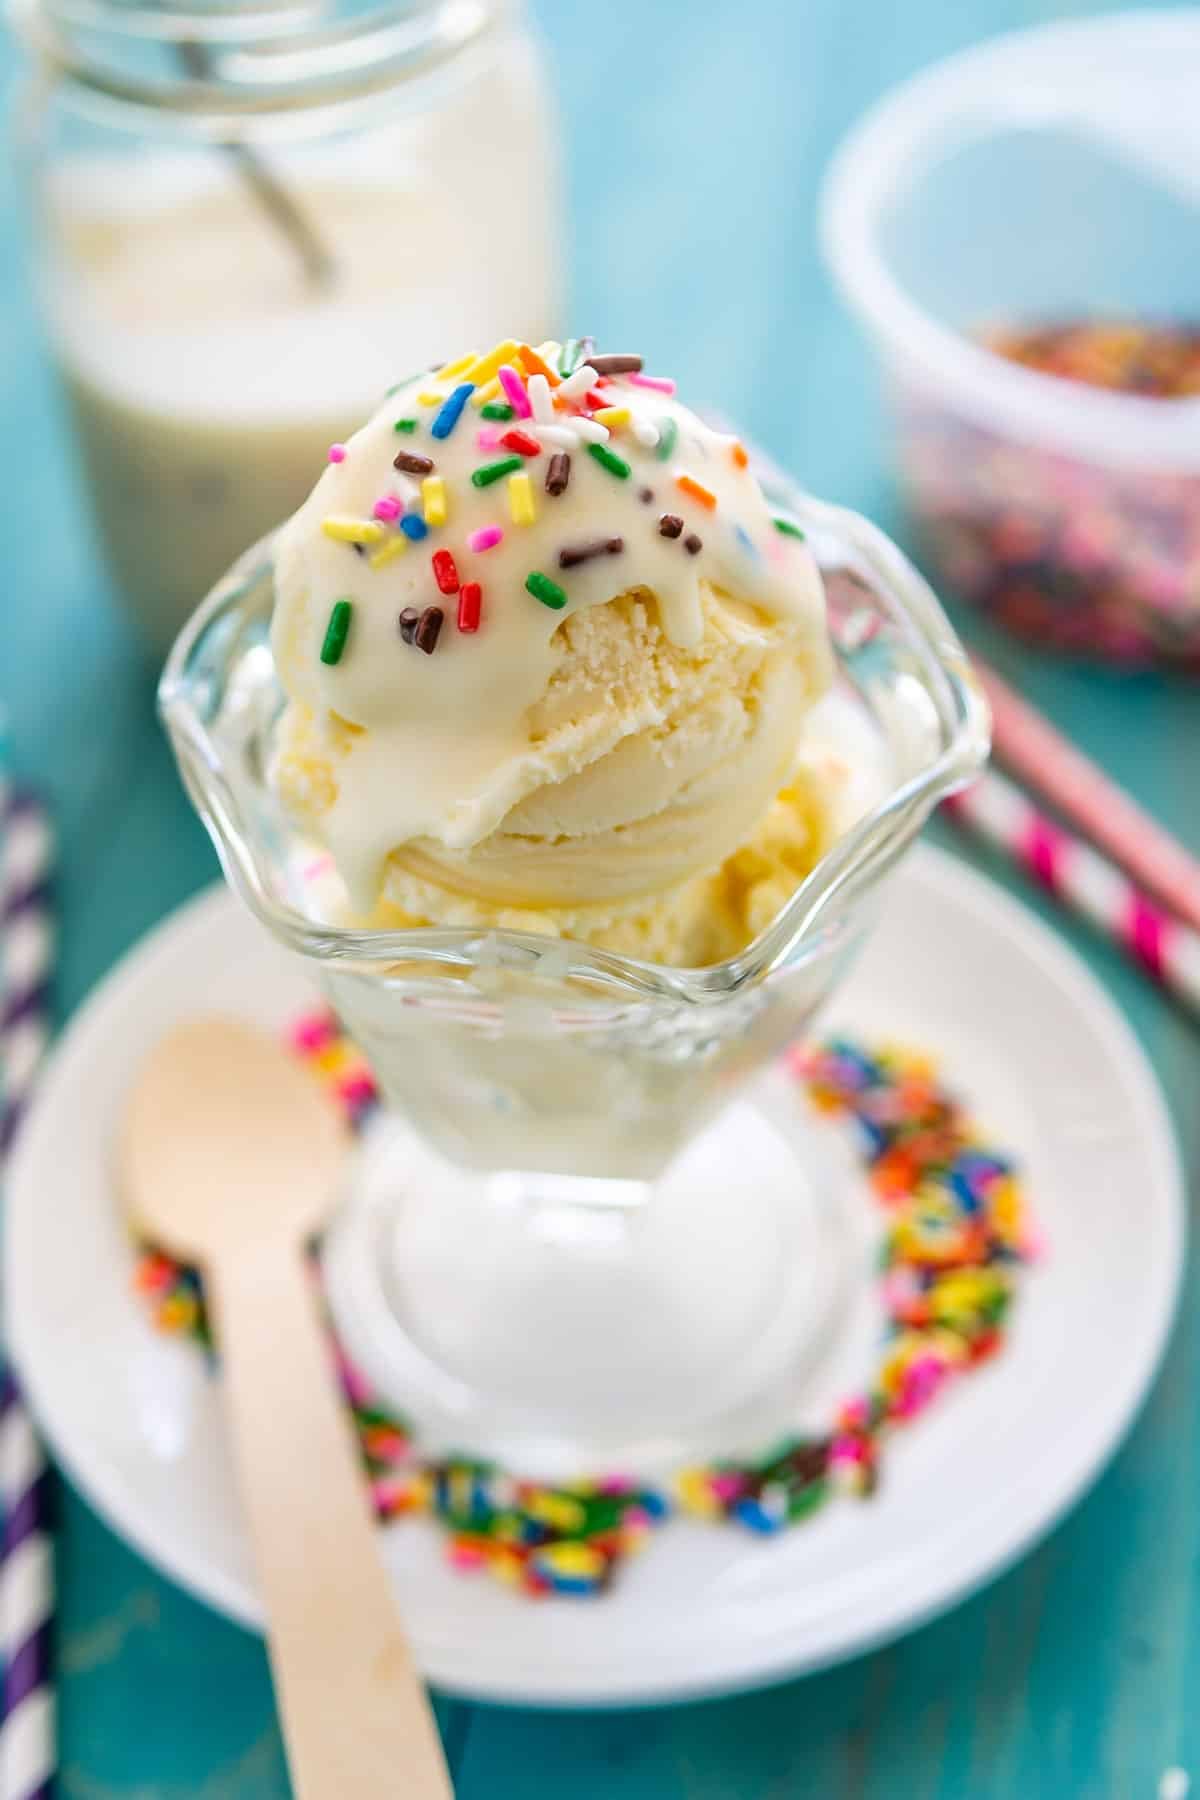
[120,1017,452,1800]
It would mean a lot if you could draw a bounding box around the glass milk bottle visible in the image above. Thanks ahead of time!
[8,0,563,656]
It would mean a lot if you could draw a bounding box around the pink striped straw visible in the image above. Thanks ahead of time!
[942,769,1200,1016]
[497,364,532,419]
[976,658,1200,935]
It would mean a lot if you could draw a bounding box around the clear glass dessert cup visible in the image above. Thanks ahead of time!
[160,479,989,1478]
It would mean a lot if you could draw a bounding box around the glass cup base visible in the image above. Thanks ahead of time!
[322,1068,861,1480]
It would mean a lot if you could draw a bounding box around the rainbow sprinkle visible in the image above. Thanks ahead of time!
[422,476,447,527]
[525,570,568,610]
[465,340,520,389]
[319,600,353,665]
[431,549,459,595]
[558,337,591,376]
[434,351,477,383]
[676,473,717,511]
[470,376,503,408]
[527,374,554,423]
[556,364,599,403]
[133,1016,1036,1600]
[458,582,482,633]
[545,452,570,496]
[498,365,532,419]
[508,472,536,526]
[392,450,433,476]
[471,456,523,489]
[368,536,407,572]
[586,442,631,481]
[431,383,474,441]
[517,343,561,387]
[322,516,384,546]
[501,429,541,458]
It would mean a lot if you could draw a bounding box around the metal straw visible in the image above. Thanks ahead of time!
[177,37,335,291]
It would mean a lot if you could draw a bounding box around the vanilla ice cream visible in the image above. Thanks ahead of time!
[271,340,838,965]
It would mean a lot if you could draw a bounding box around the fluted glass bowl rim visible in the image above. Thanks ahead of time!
[159,489,990,1006]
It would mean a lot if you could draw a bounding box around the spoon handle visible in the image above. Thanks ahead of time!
[208,1243,453,1800]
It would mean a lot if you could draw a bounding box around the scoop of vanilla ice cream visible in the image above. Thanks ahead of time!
[270,341,835,962]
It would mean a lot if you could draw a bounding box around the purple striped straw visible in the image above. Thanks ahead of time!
[1,761,56,1800]
[1,790,53,1160]
[1,1375,54,1800]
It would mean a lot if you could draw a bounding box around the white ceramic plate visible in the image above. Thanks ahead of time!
[3,848,1183,1706]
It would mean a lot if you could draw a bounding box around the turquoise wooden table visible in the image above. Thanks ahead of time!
[3,1,1198,1793]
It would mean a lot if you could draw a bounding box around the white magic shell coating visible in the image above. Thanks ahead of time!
[270,347,833,952]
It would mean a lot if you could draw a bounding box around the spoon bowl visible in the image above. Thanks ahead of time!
[121,1015,344,1260]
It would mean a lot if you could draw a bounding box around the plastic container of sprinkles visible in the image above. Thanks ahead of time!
[821,13,1200,668]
